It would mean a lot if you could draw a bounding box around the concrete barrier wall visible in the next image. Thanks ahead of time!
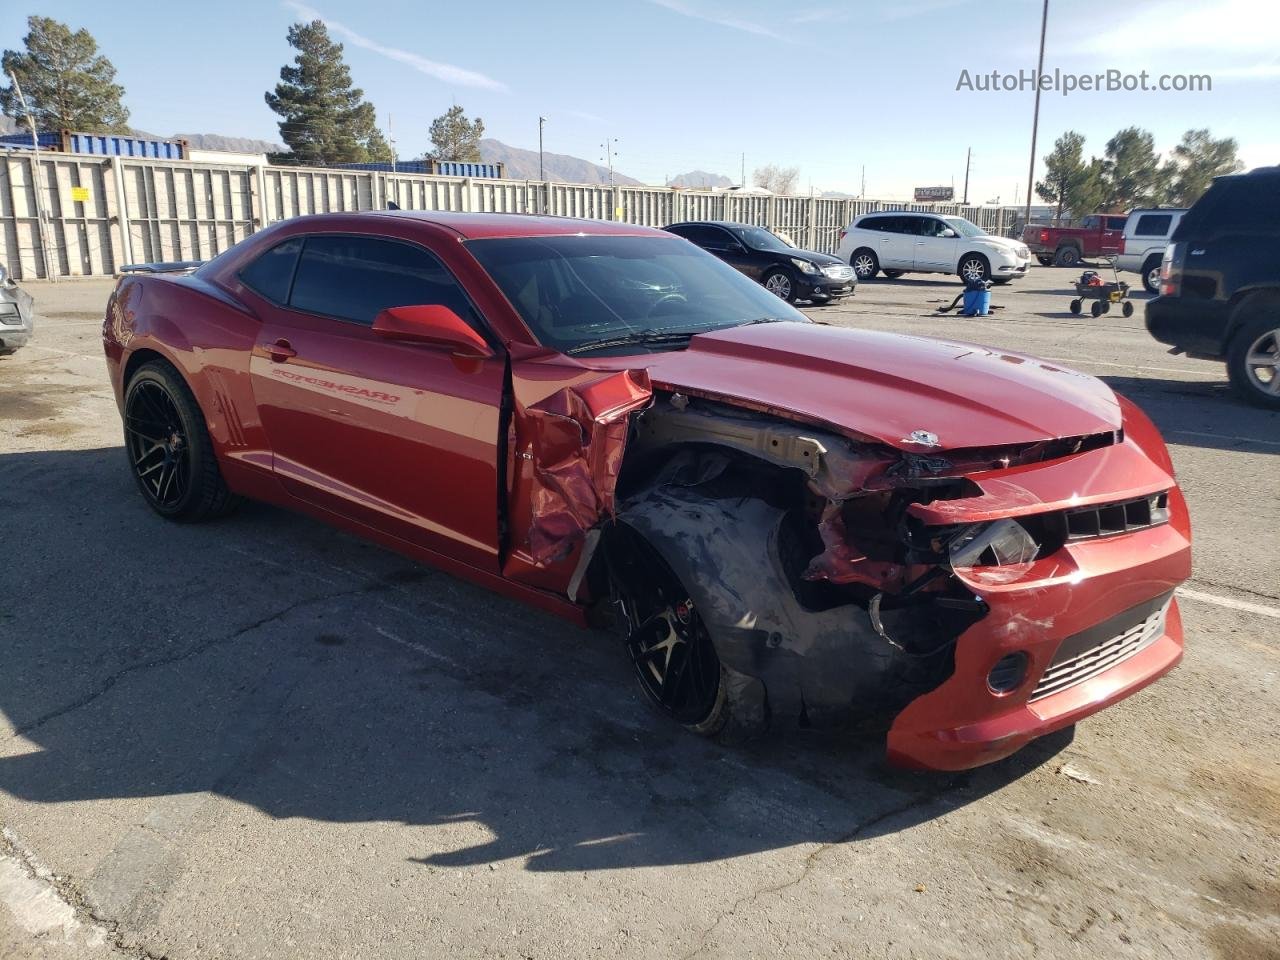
[0,153,1019,280]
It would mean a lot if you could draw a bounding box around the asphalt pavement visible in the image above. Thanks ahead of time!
[1,268,1276,960]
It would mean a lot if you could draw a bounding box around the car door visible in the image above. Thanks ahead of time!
[244,232,506,571]
[694,225,760,279]
[876,216,919,269]
[1102,216,1128,255]
[913,217,960,272]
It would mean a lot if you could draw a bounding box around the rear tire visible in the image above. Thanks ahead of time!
[1054,246,1081,267]
[882,269,904,279]
[1141,255,1162,294]
[124,360,241,522]
[850,248,879,281]
[1036,255,1053,266]
[1069,299,1082,315]
[1122,301,1135,318]
[1090,301,1104,318]
[1226,304,1280,409]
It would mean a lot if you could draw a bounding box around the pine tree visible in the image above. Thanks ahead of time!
[265,20,392,166]
[1035,131,1103,220]
[1165,129,1243,206]
[429,106,484,162]
[0,16,130,133]
[1100,128,1168,211]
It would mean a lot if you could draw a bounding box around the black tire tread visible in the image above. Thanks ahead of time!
[127,360,241,522]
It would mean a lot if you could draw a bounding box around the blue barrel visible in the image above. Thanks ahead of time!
[962,288,991,316]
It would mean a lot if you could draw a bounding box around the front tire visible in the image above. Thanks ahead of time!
[605,522,729,735]
[1226,306,1280,409]
[1036,255,1053,266]
[850,248,879,281]
[958,253,990,284]
[762,269,798,304]
[124,360,240,522]
[882,269,905,279]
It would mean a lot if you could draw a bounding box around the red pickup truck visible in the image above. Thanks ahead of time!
[1022,214,1128,267]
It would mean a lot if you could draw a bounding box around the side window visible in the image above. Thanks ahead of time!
[1080,215,1098,229]
[1106,216,1128,231]
[1203,180,1280,231]
[705,228,739,250]
[918,218,948,237]
[890,216,922,235]
[288,235,477,327]
[1133,213,1173,237]
[857,217,884,232]
[238,238,302,303]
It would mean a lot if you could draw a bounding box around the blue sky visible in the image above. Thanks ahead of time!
[3,0,1277,200]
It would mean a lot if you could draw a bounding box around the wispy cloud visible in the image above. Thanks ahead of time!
[646,0,790,41]
[283,1,508,92]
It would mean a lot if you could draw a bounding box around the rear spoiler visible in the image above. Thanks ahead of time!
[118,260,205,276]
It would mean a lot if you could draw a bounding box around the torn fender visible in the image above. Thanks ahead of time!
[505,358,652,585]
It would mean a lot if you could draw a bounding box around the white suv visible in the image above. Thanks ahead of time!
[1116,208,1186,293]
[836,212,1031,284]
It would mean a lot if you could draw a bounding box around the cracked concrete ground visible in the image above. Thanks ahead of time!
[1,272,1277,960]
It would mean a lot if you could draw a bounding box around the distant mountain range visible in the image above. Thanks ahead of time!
[478,138,643,185]
[669,170,735,189]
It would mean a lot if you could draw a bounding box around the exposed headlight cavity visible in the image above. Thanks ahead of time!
[949,519,1040,568]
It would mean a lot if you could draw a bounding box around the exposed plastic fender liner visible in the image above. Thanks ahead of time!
[616,487,899,728]
[505,363,652,573]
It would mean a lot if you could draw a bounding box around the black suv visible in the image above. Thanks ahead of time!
[664,221,855,304]
[1146,167,1280,408]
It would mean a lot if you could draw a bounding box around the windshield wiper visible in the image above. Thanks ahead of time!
[737,316,790,326]
[566,329,700,356]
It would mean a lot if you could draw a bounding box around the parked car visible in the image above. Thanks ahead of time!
[836,212,1031,284]
[1022,214,1127,267]
[0,265,34,353]
[1146,166,1280,409]
[663,220,854,303]
[103,211,1191,771]
[1117,208,1187,293]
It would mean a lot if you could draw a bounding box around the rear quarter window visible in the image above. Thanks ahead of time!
[238,238,302,303]
[1177,176,1280,238]
[1133,214,1173,237]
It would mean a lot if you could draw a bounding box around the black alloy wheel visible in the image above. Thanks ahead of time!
[606,525,725,729]
[126,377,193,511]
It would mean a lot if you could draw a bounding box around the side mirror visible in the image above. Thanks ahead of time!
[941,228,958,238]
[371,304,494,358]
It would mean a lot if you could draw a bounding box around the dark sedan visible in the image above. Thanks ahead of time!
[664,220,855,304]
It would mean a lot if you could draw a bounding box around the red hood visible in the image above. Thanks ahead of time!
[592,322,1120,451]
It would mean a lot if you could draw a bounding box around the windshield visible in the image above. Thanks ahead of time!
[466,235,807,355]
[943,217,987,238]
[734,226,794,252]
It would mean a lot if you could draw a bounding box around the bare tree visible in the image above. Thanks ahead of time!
[752,164,799,195]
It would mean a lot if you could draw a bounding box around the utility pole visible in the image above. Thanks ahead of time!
[538,116,548,215]
[388,113,397,174]
[860,165,866,199]
[963,147,971,205]
[8,71,54,282]
[600,137,618,188]
[740,152,745,189]
[538,116,547,181]
[1025,0,1050,229]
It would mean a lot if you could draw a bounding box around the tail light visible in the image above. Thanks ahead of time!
[1159,243,1180,297]
[1039,229,1050,244]
[839,228,847,241]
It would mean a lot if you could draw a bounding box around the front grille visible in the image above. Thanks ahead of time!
[1029,595,1171,702]
[1065,493,1169,541]
[822,264,855,280]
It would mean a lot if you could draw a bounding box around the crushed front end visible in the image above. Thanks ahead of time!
[612,390,1190,770]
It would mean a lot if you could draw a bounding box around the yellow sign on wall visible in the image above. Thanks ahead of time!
[71,186,90,203]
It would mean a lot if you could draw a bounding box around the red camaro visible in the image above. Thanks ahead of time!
[102,212,1191,770]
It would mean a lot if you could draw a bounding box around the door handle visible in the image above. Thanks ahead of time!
[265,339,296,363]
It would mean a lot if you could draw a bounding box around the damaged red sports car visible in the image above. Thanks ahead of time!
[102,212,1191,770]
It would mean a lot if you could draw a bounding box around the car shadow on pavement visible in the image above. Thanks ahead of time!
[0,446,1072,874]
[1102,375,1279,456]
